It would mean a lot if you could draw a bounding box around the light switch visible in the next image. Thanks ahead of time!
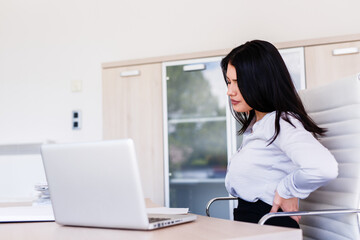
[72,110,81,130]
[71,80,82,92]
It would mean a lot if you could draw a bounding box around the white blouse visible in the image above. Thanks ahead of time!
[225,111,338,206]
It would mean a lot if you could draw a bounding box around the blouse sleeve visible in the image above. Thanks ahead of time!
[272,116,338,199]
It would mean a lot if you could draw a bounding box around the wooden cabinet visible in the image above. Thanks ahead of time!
[305,40,360,88]
[102,63,164,205]
[102,34,360,207]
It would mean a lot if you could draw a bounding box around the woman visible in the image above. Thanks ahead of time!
[222,40,338,228]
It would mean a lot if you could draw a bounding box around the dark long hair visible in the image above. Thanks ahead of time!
[221,40,325,144]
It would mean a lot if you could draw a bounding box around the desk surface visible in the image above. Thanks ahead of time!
[0,201,302,240]
[0,214,302,240]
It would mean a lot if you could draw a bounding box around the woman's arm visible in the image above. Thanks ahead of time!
[273,117,338,200]
[270,191,301,223]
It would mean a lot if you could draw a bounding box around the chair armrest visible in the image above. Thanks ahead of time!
[258,208,360,225]
[206,196,238,217]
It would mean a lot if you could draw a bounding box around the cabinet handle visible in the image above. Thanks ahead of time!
[332,47,359,56]
[183,64,206,72]
[120,70,141,77]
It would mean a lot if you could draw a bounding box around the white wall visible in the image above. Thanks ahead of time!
[1,0,360,201]
[1,0,360,144]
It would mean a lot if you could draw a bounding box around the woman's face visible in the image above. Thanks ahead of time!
[226,64,253,113]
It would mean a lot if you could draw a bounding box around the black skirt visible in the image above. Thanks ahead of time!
[234,198,300,229]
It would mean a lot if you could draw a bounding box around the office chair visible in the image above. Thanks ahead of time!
[206,73,360,240]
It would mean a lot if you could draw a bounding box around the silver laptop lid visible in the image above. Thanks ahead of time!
[41,139,149,229]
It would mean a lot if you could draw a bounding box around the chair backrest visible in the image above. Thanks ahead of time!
[298,73,360,240]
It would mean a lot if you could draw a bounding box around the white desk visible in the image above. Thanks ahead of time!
[0,215,302,240]
[0,201,302,240]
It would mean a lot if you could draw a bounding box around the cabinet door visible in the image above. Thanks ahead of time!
[102,63,164,206]
[279,47,306,90]
[305,41,360,88]
[163,57,232,219]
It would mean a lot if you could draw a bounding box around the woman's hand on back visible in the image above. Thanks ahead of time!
[270,191,301,223]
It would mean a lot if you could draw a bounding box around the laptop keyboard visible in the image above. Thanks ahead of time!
[148,217,171,223]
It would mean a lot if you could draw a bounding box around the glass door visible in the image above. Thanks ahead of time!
[162,57,233,219]
[279,47,306,90]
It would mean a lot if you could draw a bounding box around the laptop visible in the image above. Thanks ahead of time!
[40,139,196,230]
